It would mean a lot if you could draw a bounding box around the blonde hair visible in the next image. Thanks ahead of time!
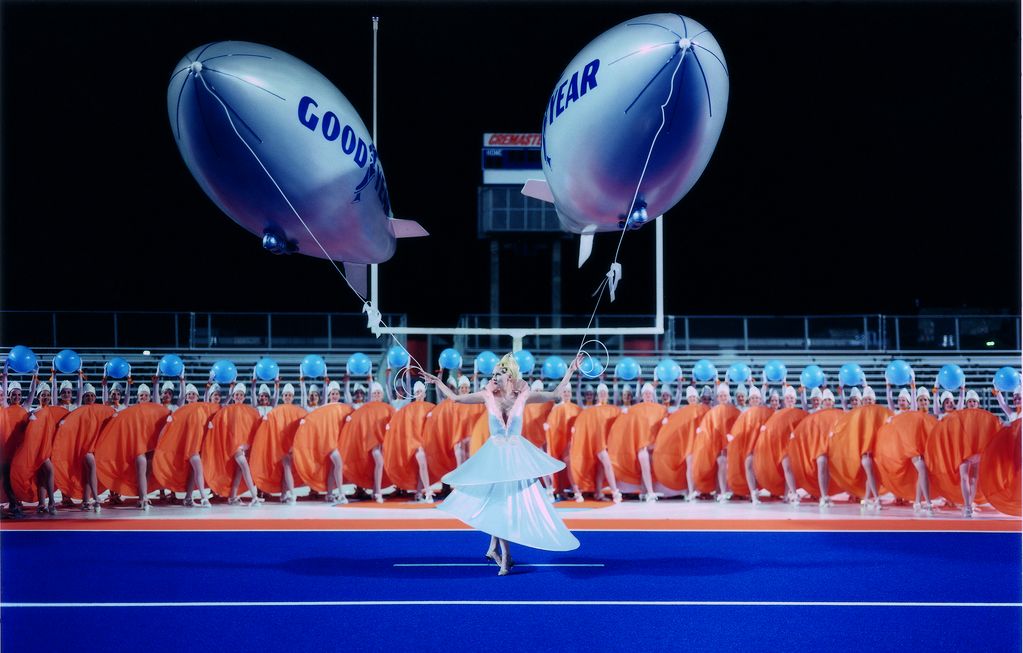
[496,353,522,382]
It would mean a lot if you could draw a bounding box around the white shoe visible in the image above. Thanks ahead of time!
[751,496,761,506]
[199,497,212,508]
[787,493,800,506]
[611,490,623,504]
[182,497,194,508]
[227,497,242,506]
[575,493,585,503]
[373,492,385,504]
[913,501,922,513]
[247,497,265,507]
[643,493,659,503]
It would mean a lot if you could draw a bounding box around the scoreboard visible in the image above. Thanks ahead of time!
[481,133,542,185]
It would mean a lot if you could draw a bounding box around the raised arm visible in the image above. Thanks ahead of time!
[932,387,941,417]
[994,388,1012,419]
[839,386,848,411]
[421,371,487,404]
[957,385,965,411]
[273,378,280,406]
[885,383,895,412]
[528,356,580,404]
[1,363,8,408]
[250,378,258,406]
[343,374,352,404]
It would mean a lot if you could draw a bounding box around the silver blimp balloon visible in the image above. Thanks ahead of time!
[168,41,426,292]
[523,14,728,265]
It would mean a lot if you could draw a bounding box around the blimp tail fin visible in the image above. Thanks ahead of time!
[389,218,429,238]
[521,179,555,204]
[344,262,369,297]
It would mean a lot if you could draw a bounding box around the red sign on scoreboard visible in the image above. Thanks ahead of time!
[484,133,542,147]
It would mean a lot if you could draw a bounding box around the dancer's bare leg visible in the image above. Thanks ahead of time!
[282,452,295,502]
[685,454,696,500]
[911,455,931,508]
[744,454,759,503]
[715,451,728,499]
[486,535,499,563]
[188,454,209,506]
[454,444,464,467]
[414,448,433,501]
[41,459,56,510]
[135,454,150,509]
[595,464,605,501]
[861,454,879,504]
[232,449,261,504]
[497,538,511,576]
[596,450,621,502]
[371,446,384,501]
[638,448,656,499]
[813,455,828,504]
[328,449,345,504]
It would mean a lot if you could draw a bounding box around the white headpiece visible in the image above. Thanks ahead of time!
[584,384,595,393]
[446,375,458,387]
[783,385,797,399]
[641,382,655,395]
[109,382,122,393]
[596,383,609,394]
[716,383,730,398]
[369,382,384,394]
[863,386,876,400]
[282,383,295,395]
[207,383,220,394]
[232,383,246,395]
[898,389,912,402]
[849,387,862,399]
[7,381,22,392]
[83,383,97,395]
[413,381,426,394]
[916,387,930,400]
[307,384,320,394]
[810,387,822,399]
[530,380,544,391]
[327,381,341,393]
[686,386,699,398]
[36,382,51,395]
[965,389,980,402]
[660,385,672,396]
[137,384,151,396]
[352,383,366,393]
[59,380,73,392]
[748,385,762,399]
[735,384,747,397]
[184,383,198,395]
[457,376,470,388]
[258,384,271,395]
[940,391,954,404]
[161,381,175,392]
[821,389,835,401]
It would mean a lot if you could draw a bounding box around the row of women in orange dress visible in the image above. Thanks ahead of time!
[544,379,1020,518]
[3,368,1019,520]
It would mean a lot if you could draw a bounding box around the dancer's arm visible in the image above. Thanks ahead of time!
[528,356,580,404]
[421,371,486,404]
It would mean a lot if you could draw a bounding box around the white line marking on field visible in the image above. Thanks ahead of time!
[1,600,1019,609]
[392,563,604,567]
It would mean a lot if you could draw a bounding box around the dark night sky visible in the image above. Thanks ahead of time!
[1,0,1020,328]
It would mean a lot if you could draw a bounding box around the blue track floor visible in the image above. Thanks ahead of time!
[2,531,1020,652]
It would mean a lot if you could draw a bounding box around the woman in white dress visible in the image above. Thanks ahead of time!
[422,353,581,576]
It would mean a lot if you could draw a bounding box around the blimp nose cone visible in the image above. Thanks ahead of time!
[190,61,203,74]
[677,38,692,51]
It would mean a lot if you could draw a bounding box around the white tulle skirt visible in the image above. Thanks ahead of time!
[439,434,580,551]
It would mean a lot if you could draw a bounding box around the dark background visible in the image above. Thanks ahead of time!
[2,0,1020,327]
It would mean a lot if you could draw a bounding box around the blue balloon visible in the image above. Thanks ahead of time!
[937,364,965,391]
[579,356,605,379]
[6,346,37,374]
[346,353,370,376]
[300,354,326,378]
[838,363,865,388]
[692,359,717,383]
[168,42,425,266]
[438,348,462,370]
[727,363,752,385]
[885,360,913,386]
[158,354,184,378]
[615,358,640,381]
[475,351,500,376]
[800,365,826,389]
[52,349,82,374]
[210,360,238,385]
[514,350,536,375]
[542,356,567,380]
[254,357,279,382]
[387,346,410,369]
[764,360,787,383]
[105,357,130,380]
[655,359,681,384]
[539,14,728,238]
[993,367,1021,393]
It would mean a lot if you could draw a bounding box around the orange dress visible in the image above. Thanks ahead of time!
[873,411,938,502]
[340,401,395,489]
[152,402,221,492]
[545,402,582,493]
[522,401,554,449]
[652,404,708,491]
[292,403,352,492]
[828,405,893,497]
[423,401,485,479]
[250,403,307,493]
[468,410,490,455]
[201,404,261,497]
[689,403,740,493]
[383,400,435,491]
[51,405,117,499]
[725,406,775,494]
[979,419,1021,516]
[568,404,620,492]
[10,406,68,501]
[925,408,1002,504]
[785,408,842,497]
[1,405,29,467]
[750,407,808,496]
[93,403,170,497]
[608,402,665,486]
